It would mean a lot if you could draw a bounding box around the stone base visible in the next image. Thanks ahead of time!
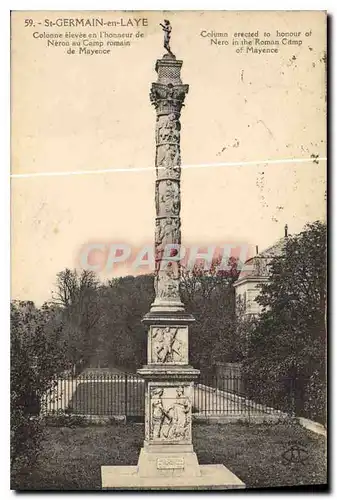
[149,299,185,313]
[142,310,195,326]
[101,464,245,490]
[102,445,244,490]
[137,446,200,478]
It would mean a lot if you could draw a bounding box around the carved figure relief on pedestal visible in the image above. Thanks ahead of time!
[152,326,183,363]
[149,386,191,441]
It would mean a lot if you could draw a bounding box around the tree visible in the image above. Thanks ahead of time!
[11,301,67,466]
[234,296,259,359]
[180,256,241,372]
[242,221,327,423]
[91,258,241,373]
[94,274,154,370]
[48,258,241,374]
[53,269,101,371]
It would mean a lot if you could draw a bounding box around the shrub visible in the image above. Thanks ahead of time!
[11,301,67,466]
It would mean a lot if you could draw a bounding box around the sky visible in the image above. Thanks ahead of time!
[11,10,326,304]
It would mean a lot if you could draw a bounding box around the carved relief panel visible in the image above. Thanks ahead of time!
[149,325,188,364]
[154,217,181,267]
[155,218,181,248]
[147,384,192,443]
[156,113,181,144]
[156,145,181,180]
[156,180,180,217]
[155,266,180,302]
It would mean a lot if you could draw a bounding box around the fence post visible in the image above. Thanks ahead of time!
[215,373,218,414]
[124,373,128,417]
[292,377,296,418]
[248,379,251,423]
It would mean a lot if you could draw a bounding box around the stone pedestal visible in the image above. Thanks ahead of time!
[101,46,245,491]
[101,465,245,490]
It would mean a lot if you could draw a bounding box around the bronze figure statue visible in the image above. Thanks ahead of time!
[160,20,174,56]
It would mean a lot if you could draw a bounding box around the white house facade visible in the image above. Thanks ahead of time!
[233,231,288,318]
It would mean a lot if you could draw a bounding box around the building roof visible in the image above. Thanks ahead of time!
[235,237,287,284]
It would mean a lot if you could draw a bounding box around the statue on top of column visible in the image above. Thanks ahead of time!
[160,20,174,57]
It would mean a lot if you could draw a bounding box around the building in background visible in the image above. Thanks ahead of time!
[233,226,289,318]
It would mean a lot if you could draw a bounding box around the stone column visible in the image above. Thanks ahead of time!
[150,55,187,313]
[137,52,201,477]
[101,33,245,490]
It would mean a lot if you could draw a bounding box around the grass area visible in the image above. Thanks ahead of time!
[11,422,327,491]
[69,380,145,416]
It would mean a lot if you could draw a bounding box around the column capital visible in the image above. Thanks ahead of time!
[150,56,188,116]
[150,82,189,116]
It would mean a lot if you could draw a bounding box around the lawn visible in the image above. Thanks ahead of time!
[11,422,327,491]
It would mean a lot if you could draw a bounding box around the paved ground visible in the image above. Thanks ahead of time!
[193,385,281,417]
[194,385,250,415]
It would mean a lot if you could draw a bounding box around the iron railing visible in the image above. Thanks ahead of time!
[41,372,144,419]
[40,371,315,420]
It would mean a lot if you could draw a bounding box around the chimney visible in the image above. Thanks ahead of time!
[255,245,259,255]
[284,224,288,238]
